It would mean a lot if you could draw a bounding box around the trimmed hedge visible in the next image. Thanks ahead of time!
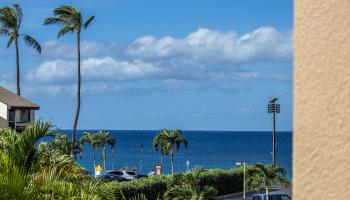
[107,168,244,199]
[107,175,168,199]
[199,169,243,196]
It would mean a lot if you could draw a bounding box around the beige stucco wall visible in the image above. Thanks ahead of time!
[294,0,350,198]
[0,102,8,128]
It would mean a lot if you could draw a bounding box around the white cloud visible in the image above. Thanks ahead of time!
[126,27,292,64]
[42,40,120,58]
[26,57,164,83]
[24,26,292,96]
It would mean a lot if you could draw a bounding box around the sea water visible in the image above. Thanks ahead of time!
[67,130,292,179]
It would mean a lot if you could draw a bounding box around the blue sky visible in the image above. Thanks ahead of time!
[0,0,293,131]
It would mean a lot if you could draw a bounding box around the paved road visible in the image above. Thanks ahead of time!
[217,187,292,200]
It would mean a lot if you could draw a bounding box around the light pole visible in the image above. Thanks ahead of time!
[236,162,247,199]
[140,144,144,173]
[268,98,280,166]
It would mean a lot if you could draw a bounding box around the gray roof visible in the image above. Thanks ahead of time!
[0,86,39,109]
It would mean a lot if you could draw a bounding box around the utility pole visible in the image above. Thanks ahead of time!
[268,98,280,166]
[236,162,247,199]
[140,144,144,173]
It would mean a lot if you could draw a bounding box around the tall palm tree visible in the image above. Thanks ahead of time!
[107,137,117,169]
[247,163,289,200]
[0,4,41,96]
[164,168,217,200]
[153,129,188,174]
[44,6,94,158]
[95,131,115,171]
[80,131,98,169]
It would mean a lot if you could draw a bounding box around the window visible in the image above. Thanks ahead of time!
[8,110,15,122]
[15,110,30,123]
[127,171,136,176]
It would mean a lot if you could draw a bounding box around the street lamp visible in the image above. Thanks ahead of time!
[235,162,247,199]
[186,160,190,172]
[268,98,280,166]
[140,144,144,173]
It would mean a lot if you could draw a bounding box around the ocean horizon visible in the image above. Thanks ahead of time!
[58,130,292,179]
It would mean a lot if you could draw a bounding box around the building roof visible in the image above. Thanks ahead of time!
[0,86,40,109]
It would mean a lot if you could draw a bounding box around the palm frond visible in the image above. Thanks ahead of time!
[12,4,22,28]
[0,7,17,28]
[0,27,9,35]
[54,5,78,17]
[23,34,41,53]
[6,36,14,48]
[57,26,74,38]
[83,15,94,29]
[43,17,69,26]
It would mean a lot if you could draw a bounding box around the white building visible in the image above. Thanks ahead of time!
[0,86,39,132]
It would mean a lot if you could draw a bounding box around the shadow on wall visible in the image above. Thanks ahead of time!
[0,116,7,128]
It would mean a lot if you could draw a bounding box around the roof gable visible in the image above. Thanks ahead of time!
[0,86,39,109]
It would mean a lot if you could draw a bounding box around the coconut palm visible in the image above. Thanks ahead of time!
[95,131,115,171]
[164,168,217,200]
[80,131,98,169]
[153,129,188,174]
[0,4,41,96]
[107,137,117,169]
[247,163,289,200]
[44,6,95,158]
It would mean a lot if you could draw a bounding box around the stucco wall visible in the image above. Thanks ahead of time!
[294,0,350,198]
[0,102,8,128]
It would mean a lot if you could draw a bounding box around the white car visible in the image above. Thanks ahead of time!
[104,170,136,181]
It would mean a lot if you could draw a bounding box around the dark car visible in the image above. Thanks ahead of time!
[251,192,291,200]
[94,173,129,182]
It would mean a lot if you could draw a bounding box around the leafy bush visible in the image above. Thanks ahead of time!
[107,175,168,199]
[199,169,244,196]
[107,168,244,199]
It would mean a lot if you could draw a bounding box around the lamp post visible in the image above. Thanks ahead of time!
[140,144,144,173]
[268,98,280,166]
[236,162,247,199]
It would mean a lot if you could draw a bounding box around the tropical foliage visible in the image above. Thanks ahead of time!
[0,4,41,95]
[80,131,99,169]
[164,168,217,200]
[96,131,116,171]
[247,163,289,198]
[80,131,117,171]
[0,121,114,199]
[40,133,82,156]
[153,129,188,174]
[44,5,95,157]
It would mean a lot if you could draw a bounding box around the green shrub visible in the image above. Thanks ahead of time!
[107,175,168,199]
[199,169,244,195]
[107,168,244,199]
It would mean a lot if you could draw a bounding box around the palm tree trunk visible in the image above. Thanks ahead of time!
[171,153,174,175]
[101,145,106,171]
[15,36,20,96]
[113,148,115,169]
[92,148,96,169]
[72,32,81,159]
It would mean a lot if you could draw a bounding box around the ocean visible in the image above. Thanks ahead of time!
[70,130,292,179]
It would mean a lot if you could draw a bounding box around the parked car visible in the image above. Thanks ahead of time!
[104,170,137,181]
[94,174,128,182]
[251,192,291,200]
